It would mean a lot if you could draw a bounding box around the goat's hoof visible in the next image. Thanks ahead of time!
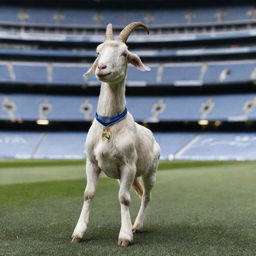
[132,224,143,233]
[71,236,82,243]
[118,238,132,247]
[132,227,141,233]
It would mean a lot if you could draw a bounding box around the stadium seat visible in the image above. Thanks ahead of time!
[0,64,11,82]
[52,65,86,85]
[33,132,86,159]
[126,65,158,86]
[154,132,197,159]
[0,131,43,158]
[13,64,48,84]
[161,64,202,86]
[204,62,255,84]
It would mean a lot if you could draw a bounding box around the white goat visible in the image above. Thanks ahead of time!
[71,22,160,247]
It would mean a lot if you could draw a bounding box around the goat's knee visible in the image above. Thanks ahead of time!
[143,194,151,205]
[144,194,150,202]
[84,190,95,201]
[119,192,131,206]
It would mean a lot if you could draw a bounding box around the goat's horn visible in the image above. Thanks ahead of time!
[118,22,149,43]
[105,23,113,40]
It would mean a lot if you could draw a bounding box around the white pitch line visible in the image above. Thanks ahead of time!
[174,133,202,159]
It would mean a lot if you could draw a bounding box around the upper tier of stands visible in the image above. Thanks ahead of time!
[0,6,254,26]
[0,5,256,47]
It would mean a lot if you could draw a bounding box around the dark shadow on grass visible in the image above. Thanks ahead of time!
[70,237,93,244]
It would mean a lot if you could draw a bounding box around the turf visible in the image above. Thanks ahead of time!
[1,160,256,255]
[0,160,242,185]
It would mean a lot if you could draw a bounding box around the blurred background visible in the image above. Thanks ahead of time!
[1,0,256,161]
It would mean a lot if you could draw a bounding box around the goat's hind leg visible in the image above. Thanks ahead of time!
[132,168,156,233]
[71,160,100,243]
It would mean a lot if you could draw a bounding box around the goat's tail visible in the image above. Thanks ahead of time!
[132,178,143,198]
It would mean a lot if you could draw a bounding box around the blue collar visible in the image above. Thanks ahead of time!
[95,107,128,127]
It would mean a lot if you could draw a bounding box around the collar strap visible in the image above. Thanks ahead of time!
[95,107,128,127]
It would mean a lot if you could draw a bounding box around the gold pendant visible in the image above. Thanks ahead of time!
[102,128,112,142]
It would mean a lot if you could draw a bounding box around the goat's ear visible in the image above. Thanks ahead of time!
[83,58,99,78]
[128,51,151,72]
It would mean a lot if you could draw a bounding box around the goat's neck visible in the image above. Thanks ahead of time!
[97,80,126,116]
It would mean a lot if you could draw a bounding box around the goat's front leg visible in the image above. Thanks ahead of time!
[118,164,136,247]
[71,159,100,243]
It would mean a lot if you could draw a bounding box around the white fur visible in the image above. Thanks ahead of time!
[71,37,160,247]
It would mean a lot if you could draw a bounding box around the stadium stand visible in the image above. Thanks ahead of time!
[175,133,256,160]
[1,1,256,160]
[1,131,256,160]
[0,131,85,159]
[1,93,256,122]
[1,61,256,87]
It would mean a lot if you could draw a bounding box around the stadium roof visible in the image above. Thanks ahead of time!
[2,0,256,8]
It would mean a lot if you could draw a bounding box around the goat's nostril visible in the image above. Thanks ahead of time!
[98,64,107,70]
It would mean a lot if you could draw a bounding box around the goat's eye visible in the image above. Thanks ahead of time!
[121,52,127,58]
[97,52,100,56]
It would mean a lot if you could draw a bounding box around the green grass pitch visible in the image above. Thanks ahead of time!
[1,160,256,256]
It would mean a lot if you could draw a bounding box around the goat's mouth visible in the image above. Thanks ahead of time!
[97,72,112,79]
